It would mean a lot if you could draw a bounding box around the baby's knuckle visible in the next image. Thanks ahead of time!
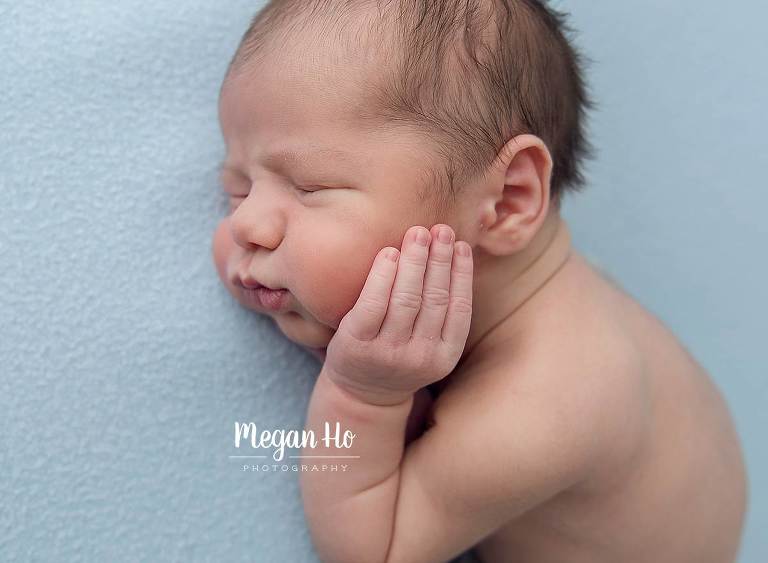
[372,267,392,282]
[430,250,454,264]
[454,259,474,275]
[384,332,411,350]
[390,289,422,311]
[411,333,435,347]
[450,295,473,315]
[358,296,388,317]
[402,254,426,267]
[421,286,451,307]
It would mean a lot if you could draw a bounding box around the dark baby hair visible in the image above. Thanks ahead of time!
[224,0,597,213]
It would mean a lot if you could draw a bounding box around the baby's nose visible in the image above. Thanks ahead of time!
[229,200,284,251]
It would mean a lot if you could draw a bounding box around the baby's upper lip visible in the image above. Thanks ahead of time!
[237,274,285,292]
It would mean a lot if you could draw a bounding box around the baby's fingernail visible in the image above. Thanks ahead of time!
[438,226,453,244]
[415,229,429,246]
[457,242,471,256]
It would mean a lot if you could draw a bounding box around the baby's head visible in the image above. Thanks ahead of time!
[212,0,594,352]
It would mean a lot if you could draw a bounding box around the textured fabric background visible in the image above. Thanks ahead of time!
[1,1,766,561]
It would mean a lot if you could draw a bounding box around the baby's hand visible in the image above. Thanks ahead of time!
[323,224,473,406]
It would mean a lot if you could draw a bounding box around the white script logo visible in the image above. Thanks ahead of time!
[234,421,356,462]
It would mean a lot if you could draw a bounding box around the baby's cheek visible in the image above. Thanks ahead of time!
[306,266,366,329]
[297,247,377,330]
[212,219,235,288]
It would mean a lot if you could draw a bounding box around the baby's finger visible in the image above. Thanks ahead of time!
[441,241,474,345]
[412,224,455,340]
[378,226,431,341]
[343,247,400,341]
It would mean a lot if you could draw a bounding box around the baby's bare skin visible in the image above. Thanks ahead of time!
[416,236,748,562]
[297,216,748,562]
[298,215,747,563]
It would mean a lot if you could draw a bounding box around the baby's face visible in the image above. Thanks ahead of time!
[213,52,458,352]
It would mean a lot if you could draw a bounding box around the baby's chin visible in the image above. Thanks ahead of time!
[271,309,336,350]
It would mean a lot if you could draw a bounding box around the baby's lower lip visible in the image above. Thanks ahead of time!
[240,287,290,312]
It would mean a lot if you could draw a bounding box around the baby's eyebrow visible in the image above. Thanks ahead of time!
[219,146,358,178]
[266,147,356,170]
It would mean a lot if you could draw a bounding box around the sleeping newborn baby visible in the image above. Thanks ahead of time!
[211,1,748,561]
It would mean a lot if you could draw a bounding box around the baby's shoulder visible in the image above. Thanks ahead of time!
[433,304,651,486]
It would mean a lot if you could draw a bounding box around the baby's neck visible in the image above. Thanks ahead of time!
[456,212,573,371]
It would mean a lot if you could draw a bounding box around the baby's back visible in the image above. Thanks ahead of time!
[448,252,748,562]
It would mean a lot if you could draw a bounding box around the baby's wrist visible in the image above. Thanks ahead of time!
[319,365,415,408]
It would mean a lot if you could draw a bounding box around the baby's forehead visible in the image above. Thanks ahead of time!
[232,3,399,83]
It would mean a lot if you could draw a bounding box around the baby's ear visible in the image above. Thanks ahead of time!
[475,134,553,256]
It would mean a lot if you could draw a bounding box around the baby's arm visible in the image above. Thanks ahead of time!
[302,358,603,563]
[300,368,415,563]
